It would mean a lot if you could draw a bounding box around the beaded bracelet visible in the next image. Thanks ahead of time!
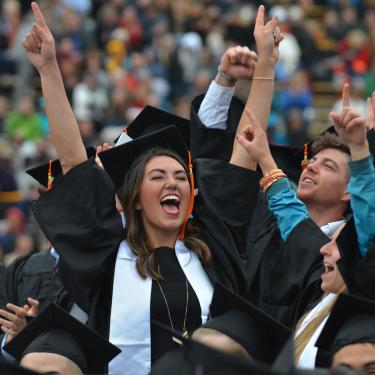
[259,169,286,192]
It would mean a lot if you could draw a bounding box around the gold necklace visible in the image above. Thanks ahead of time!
[156,277,189,345]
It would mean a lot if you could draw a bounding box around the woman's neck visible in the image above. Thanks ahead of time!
[145,228,179,249]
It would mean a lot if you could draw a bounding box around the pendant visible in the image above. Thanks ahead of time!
[172,336,183,345]
[182,330,189,339]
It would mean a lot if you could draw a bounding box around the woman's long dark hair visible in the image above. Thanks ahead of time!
[117,147,211,279]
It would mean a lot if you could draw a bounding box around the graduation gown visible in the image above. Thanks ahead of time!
[31,157,259,369]
[245,193,330,327]
[4,250,70,311]
[190,94,245,163]
[336,217,375,300]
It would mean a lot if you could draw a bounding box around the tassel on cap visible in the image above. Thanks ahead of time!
[179,151,194,240]
[47,160,54,190]
[301,143,310,171]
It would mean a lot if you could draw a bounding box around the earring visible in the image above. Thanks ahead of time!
[135,202,142,210]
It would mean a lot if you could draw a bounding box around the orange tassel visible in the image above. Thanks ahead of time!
[47,160,54,190]
[301,143,310,171]
[179,151,195,240]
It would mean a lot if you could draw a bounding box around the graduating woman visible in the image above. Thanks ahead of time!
[22,3,282,374]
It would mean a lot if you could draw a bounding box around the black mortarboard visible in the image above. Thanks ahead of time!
[4,303,121,374]
[151,321,271,375]
[0,359,41,375]
[100,125,190,190]
[26,146,96,188]
[315,293,375,367]
[204,283,291,364]
[119,105,190,148]
[269,144,301,185]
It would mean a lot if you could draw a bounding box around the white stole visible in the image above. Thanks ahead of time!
[295,293,336,368]
[108,240,213,375]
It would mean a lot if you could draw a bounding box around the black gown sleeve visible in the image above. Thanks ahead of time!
[336,217,375,300]
[31,158,123,310]
[193,158,260,296]
[190,94,245,162]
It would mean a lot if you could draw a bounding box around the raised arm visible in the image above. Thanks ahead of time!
[331,84,375,255]
[236,108,308,240]
[230,5,283,169]
[23,2,86,173]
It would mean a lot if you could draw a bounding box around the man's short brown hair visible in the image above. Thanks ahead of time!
[311,132,350,157]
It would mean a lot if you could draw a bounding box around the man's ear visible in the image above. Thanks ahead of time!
[342,190,351,203]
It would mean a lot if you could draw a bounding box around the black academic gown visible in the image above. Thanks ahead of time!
[245,192,330,327]
[4,250,70,311]
[336,217,375,300]
[31,157,259,368]
[190,94,245,163]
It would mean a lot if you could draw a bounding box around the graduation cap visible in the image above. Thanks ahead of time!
[117,105,190,148]
[4,303,121,374]
[315,293,375,367]
[269,144,301,185]
[0,359,41,375]
[100,125,194,240]
[26,146,96,188]
[203,283,291,365]
[151,321,271,375]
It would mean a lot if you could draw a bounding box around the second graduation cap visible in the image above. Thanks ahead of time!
[4,303,121,374]
[315,293,375,367]
[118,105,190,148]
[26,147,97,188]
[203,283,291,365]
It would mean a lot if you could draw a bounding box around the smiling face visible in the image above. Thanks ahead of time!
[137,155,191,242]
[320,224,347,293]
[296,148,350,211]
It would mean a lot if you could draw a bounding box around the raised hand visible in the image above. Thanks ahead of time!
[0,298,39,343]
[96,143,112,168]
[254,5,283,65]
[23,2,56,73]
[330,83,367,148]
[236,107,275,172]
[219,46,258,81]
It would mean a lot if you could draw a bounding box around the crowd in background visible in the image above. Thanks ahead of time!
[0,0,374,264]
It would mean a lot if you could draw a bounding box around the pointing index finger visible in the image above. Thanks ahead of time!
[342,83,350,108]
[255,5,265,28]
[31,2,48,28]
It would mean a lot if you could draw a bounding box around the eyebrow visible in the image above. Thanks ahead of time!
[147,168,186,175]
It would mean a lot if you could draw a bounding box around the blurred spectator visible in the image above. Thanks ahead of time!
[0,0,21,76]
[0,96,10,134]
[5,94,42,143]
[3,232,34,267]
[364,58,375,97]
[72,72,110,132]
[0,207,26,255]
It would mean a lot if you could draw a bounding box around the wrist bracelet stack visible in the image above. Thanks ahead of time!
[259,168,286,192]
[217,65,237,84]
